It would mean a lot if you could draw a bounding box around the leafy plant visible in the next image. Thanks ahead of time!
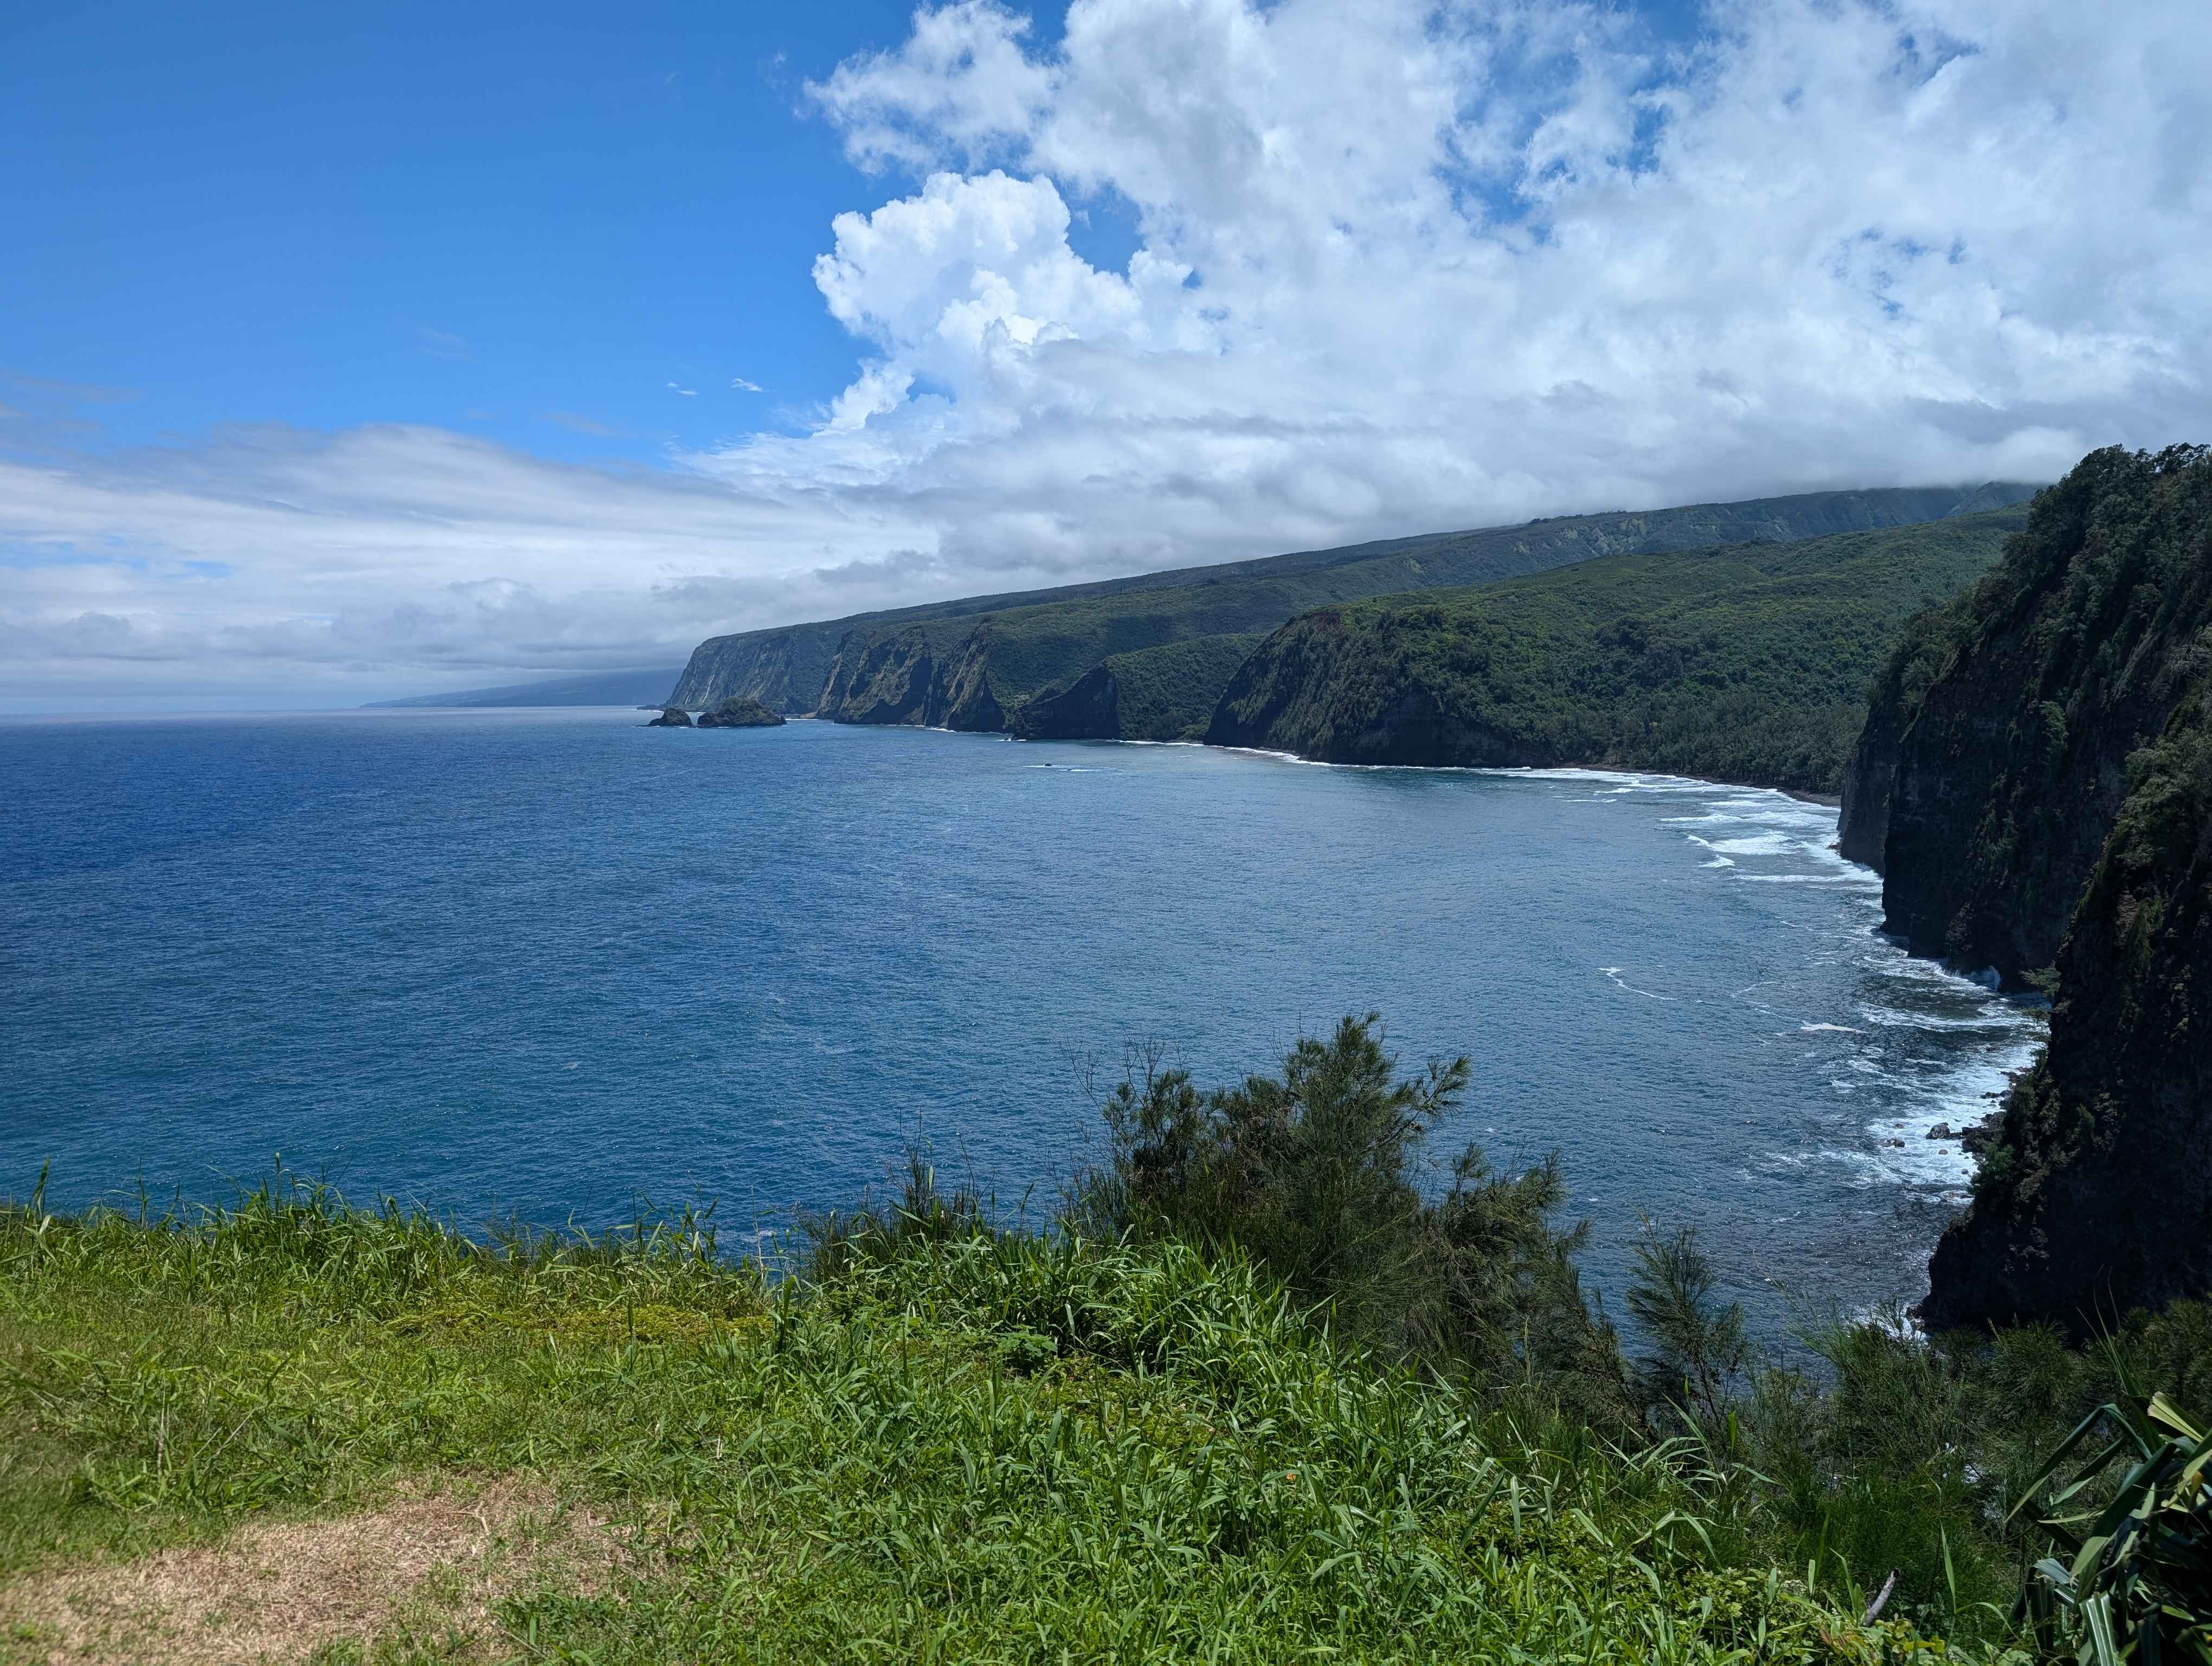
[2012,1366,2212,1663]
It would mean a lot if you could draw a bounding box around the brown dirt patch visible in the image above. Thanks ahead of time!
[0,1476,629,1665]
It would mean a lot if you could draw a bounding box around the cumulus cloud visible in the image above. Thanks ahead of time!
[4,0,2209,703]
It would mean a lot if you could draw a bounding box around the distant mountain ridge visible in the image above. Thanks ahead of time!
[668,484,2039,741]
[364,667,686,709]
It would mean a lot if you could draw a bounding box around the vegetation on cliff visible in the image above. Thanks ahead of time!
[1207,509,2027,793]
[1878,446,2212,1337]
[1851,446,2212,983]
[670,485,2032,742]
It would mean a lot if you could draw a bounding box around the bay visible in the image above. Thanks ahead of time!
[0,708,2044,1329]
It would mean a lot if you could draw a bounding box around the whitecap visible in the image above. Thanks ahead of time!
[1600,965,1680,1002]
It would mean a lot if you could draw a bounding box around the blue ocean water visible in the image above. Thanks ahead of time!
[0,709,2043,1327]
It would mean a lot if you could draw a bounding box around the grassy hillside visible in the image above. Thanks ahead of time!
[9,1016,2212,1662]
[670,485,2036,740]
[0,1193,1869,1664]
[1207,507,2030,793]
[0,1184,2009,1666]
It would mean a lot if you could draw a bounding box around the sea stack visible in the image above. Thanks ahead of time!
[696,695,786,729]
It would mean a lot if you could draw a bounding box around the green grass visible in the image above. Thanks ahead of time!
[3,1183,1975,1664]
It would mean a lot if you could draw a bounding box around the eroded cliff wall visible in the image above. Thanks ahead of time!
[1872,449,2212,985]
[1859,446,2212,1334]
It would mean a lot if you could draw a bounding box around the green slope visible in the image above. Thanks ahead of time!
[1206,507,2031,793]
[670,485,2037,740]
[0,1187,1999,1663]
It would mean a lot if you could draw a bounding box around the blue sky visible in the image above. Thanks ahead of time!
[5,0,988,466]
[3,0,2205,707]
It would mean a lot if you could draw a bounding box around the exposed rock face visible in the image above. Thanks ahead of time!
[668,626,840,715]
[1924,685,2212,1333]
[1872,448,2212,986]
[812,624,1004,731]
[695,696,785,729]
[645,707,693,727]
[1861,446,2212,1335]
[1012,664,1120,740]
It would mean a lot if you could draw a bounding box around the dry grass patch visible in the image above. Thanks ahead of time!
[0,1476,631,1666]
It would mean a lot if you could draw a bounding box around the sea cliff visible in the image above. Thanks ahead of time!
[668,486,2030,742]
[1846,446,2212,1332]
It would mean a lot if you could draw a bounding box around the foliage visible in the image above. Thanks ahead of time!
[1628,1225,1750,1430]
[1075,1015,1636,1427]
[1211,508,2029,791]
[2011,1372,2212,1663]
[1904,446,2212,1334]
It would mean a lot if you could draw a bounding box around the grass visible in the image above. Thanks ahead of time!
[2,1180,1978,1664]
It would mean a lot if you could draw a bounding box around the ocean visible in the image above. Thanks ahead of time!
[0,708,2045,1330]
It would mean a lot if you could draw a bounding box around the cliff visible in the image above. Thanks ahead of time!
[1011,633,1268,742]
[1857,448,2212,984]
[1205,510,2028,792]
[1869,445,2212,1334]
[671,485,2035,739]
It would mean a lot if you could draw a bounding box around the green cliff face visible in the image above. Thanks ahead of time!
[669,486,2034,739]
[1205,510,2028,792]
[1866,446,2212,1335]
[1859,448,2212,985]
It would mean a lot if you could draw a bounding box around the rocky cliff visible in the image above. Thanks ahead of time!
[1854,448,2212,985]
[670,485,2035,739]
[1852,446,2212,1334]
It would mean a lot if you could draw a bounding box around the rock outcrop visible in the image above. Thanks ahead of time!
[1012,664,1121,741]
[695,696,786,729]
[645,707,693,728]
[1859,452,2212,985]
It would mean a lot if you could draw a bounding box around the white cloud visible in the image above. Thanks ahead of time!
[731,375,764,392]
[666,381,698,396]
[4,0,2209,704]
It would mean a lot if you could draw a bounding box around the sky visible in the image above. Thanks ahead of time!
[3,0,2208,709]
